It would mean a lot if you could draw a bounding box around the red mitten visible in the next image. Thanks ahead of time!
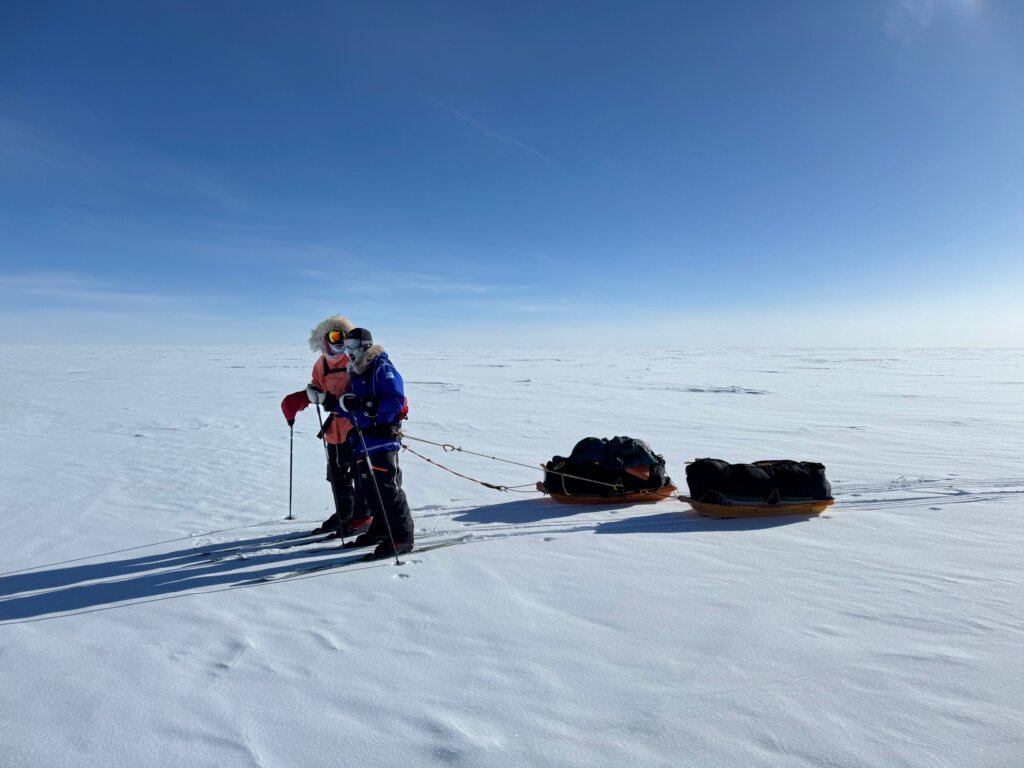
[281,390,309,426]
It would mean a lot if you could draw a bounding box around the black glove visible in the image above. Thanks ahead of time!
[341,394,378,417]
[322,392,339,411]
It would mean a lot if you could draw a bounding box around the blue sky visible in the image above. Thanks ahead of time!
[1,0,1021,346]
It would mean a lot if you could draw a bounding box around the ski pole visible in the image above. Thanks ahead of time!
[287,423,295,520]
[315,404,329,459]
[315,403,346,544]
[351,420,402,566]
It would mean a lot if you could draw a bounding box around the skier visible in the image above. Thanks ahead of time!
[280,315,371,537]
[325,327,415,559]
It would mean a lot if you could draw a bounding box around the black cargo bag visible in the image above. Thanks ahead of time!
[544,436,672,497]
[686,458,831,505]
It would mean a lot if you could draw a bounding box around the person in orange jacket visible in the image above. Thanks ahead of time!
[280,315,371,537]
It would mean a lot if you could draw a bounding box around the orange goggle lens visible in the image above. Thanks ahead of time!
[326,330,346,344]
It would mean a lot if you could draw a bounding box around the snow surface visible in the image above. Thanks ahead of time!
[1,346,1022,768]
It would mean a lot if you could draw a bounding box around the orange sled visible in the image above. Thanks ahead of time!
[679,495,834,518]
[537,481,678,505]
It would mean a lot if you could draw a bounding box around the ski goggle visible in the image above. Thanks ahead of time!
[325,330,346,344]
[343,337,370,351]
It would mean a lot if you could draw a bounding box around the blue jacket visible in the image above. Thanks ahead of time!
[329,348,406,455]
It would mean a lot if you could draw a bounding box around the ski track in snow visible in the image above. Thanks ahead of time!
[1,346,1023,768]
[4,475,1020,614]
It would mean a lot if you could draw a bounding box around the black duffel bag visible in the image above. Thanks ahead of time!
[686,458,831,504]
[754,460,832,500]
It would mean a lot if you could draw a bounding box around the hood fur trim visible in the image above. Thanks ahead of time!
[308,315,354,351]
[348,344,384,375]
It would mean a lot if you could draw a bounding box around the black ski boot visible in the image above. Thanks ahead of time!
[364,539,414,561]
[312,512,340,535]
[340,530,386,549]
[325,516,373,540]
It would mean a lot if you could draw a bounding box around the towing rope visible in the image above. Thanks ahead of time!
[402,433,545,471]
[400,432,624,494]
[401,443,538,493]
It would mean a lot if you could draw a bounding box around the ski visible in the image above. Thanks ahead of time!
[222,536,363,562]
[193,529,322,559]
[253,535,476,583]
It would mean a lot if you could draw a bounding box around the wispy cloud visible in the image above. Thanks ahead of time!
[435,101,557,168]
[885,0,938,40]
[0,270,297,343]
[298,260,534,298]
[398,273,507,295]
[0,269,268,314]
[144,161,249,211]
[0,270,296,343]
[0,114,248,211]
[0,116,114,180]
[464,295,621,316]
[185,235,360,265]
[0,271,173,308]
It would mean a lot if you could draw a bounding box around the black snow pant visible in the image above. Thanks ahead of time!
[321,442,360,530]
[352,450,414,546]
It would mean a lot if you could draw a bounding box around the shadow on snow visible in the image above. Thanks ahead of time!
[0,501,815,622]
[594,509,819,534]
[453,497,632,524]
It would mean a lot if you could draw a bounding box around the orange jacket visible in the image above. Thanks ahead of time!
[311,355,354,444]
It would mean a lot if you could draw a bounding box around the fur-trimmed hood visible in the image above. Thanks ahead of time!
[308,315,354,351]
[348,344,385,375]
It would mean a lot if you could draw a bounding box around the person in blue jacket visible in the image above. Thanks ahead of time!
[324,328,414,559]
